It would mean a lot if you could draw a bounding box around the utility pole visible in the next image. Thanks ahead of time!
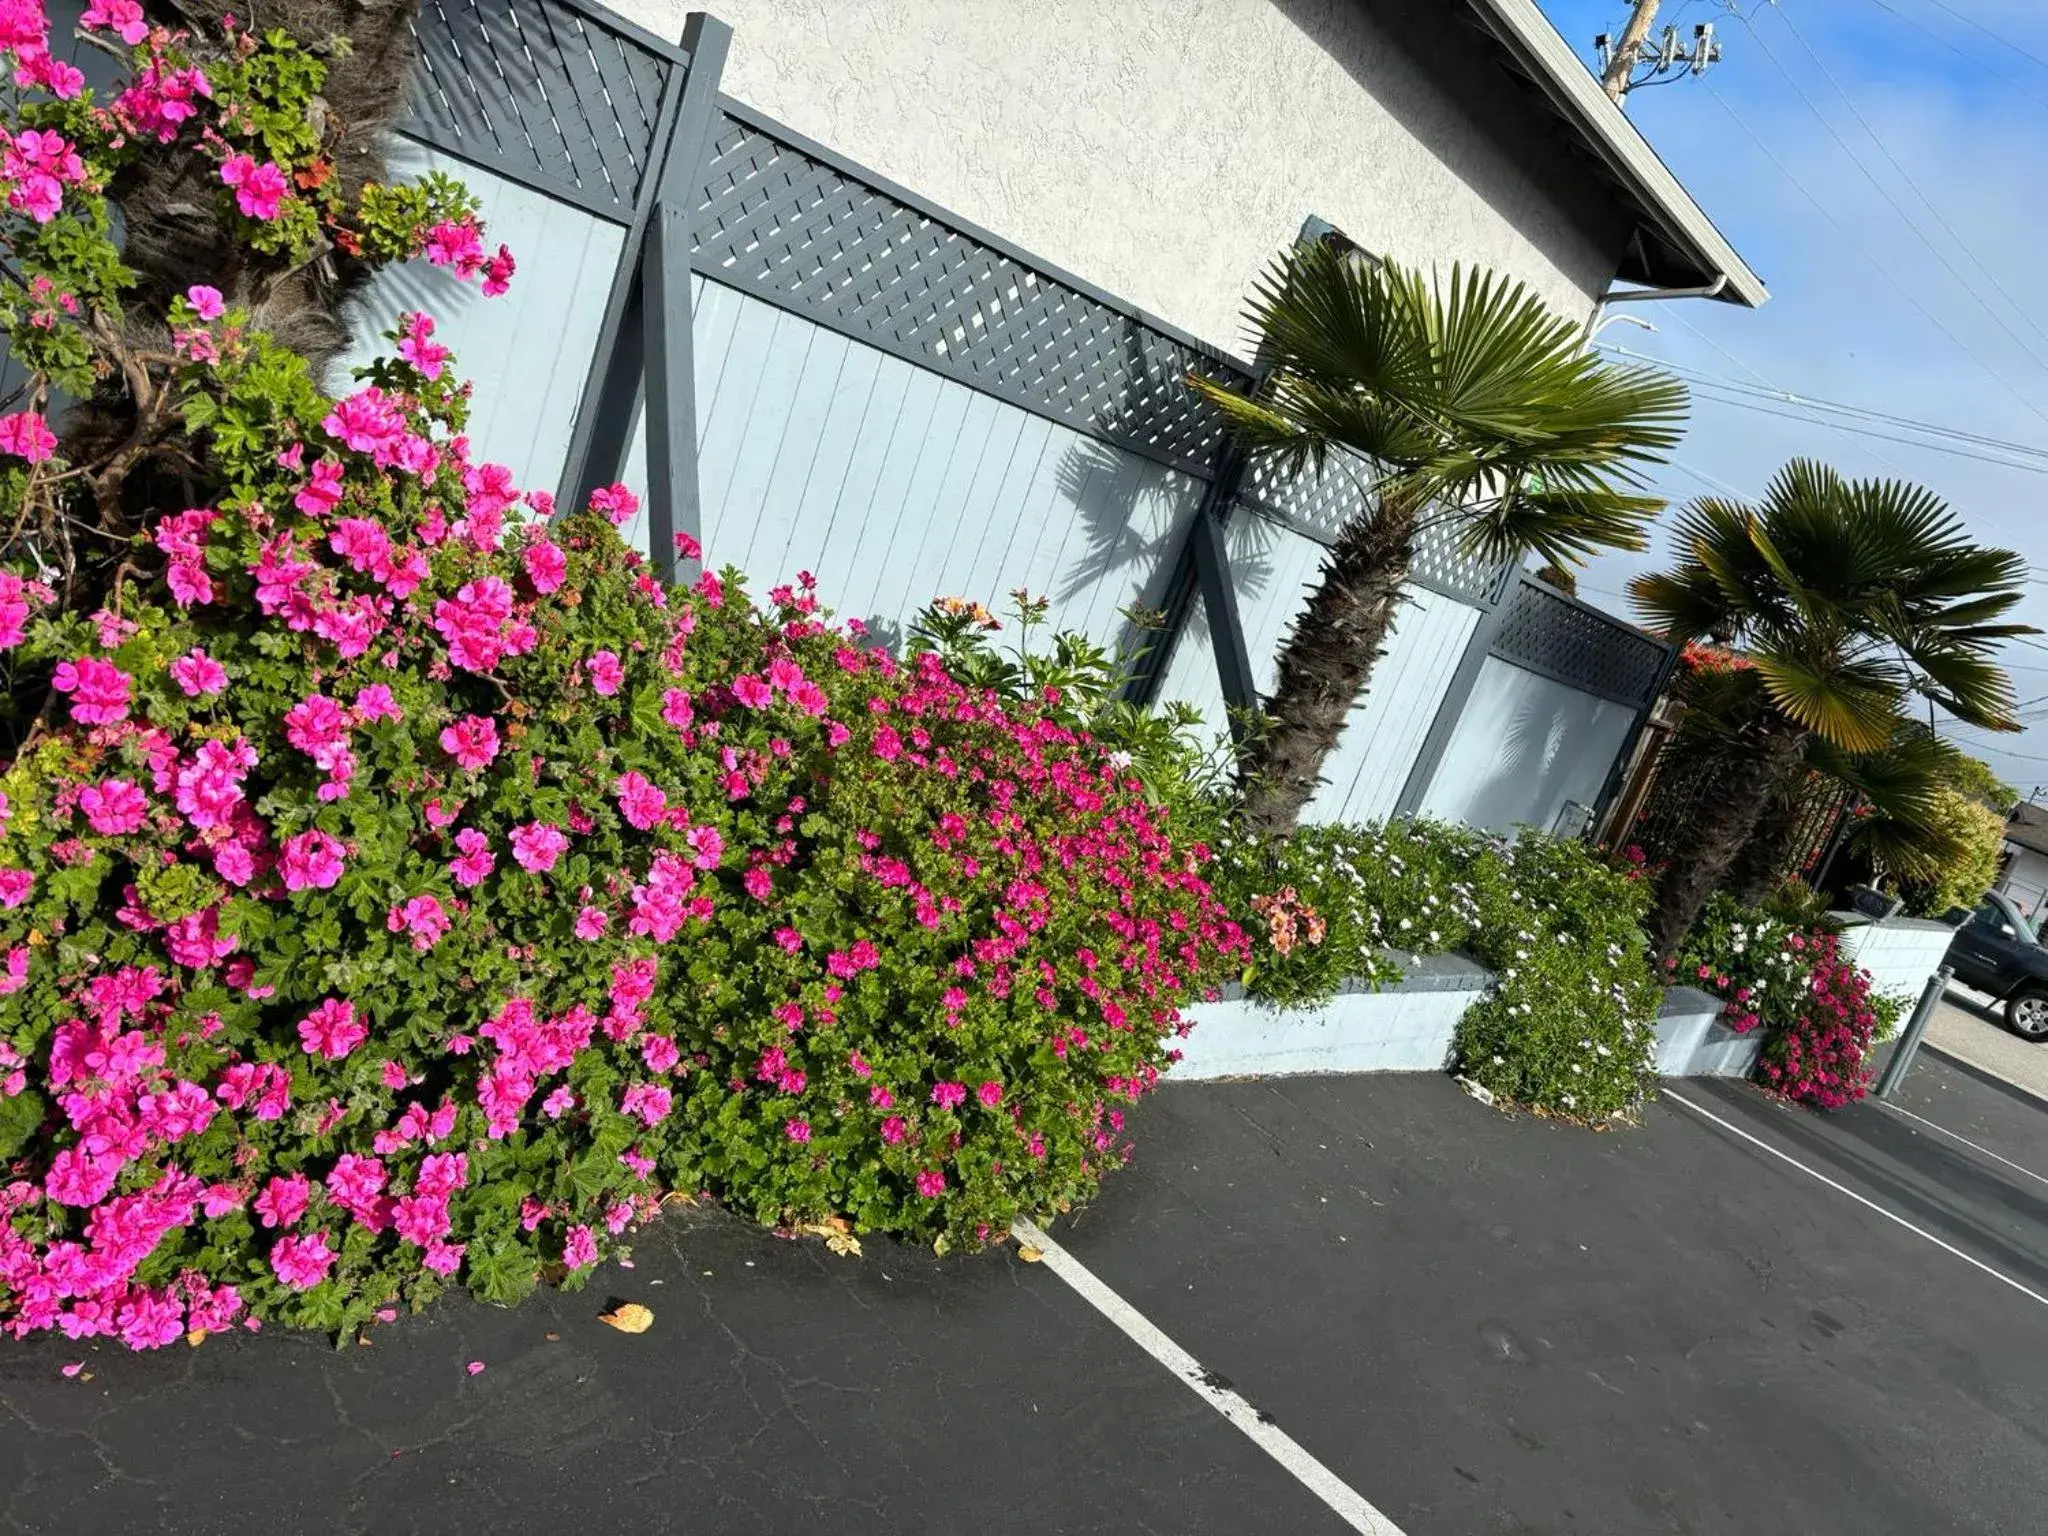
[1595,1,1722,104]
[1600,0,1661,102]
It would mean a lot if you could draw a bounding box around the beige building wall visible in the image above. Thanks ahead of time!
[600,0,1632,354]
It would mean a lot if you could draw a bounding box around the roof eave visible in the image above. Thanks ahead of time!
[1461,0,1769,309]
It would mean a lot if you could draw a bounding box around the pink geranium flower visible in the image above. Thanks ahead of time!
[219,153,288,219]
[440,715,499,771]
[186,284,224,320]
[613,772,666,831]
[387,894,452,951]
[510,821,568,873]
[269,1231,336,1291]
[79,778,147,835]
[449,828,495,887]
[0,408,57,463]
[50,656,131,723]
[279,829,346,891]
[298,998,366,1060]
[82,0,149,44]
[169,648,228,697]
[522,538,567,593]
[254,1173,312,1230]
[562,1224,598,1270]
[586,650,625,696]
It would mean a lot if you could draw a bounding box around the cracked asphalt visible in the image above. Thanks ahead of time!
[3,1053,2044,1535]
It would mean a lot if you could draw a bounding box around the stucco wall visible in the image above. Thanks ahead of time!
[601,0,1632,353]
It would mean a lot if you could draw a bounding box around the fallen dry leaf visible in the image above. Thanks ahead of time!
[1016,1245,1045,1264]
[661,1190,697,1208]
[598,1302,654,1334]
[185,1329,207,1347]
[795,1220,862,1258]
[544,1332,560,1343]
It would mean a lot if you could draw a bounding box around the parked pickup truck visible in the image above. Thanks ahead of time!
[1943,892,2048,1041]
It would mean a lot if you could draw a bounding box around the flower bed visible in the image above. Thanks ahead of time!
[1206,823,1660,1119]
[1675,896,1883,1108]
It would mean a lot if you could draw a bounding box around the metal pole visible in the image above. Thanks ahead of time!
[1874,964,1952,1100]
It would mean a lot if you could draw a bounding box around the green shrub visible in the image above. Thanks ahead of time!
[1205,821,1487,1006]
[1452,835,1660,1120]
[1209,822,1659,1118]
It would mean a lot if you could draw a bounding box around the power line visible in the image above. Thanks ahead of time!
[1698,73,2048,435]
[1665,456,1748,497]
[1763,3,2048,352]
[1605,347,2048,473]
[1864,0,2048,112]
[1684,386,2048,474]
[1917,0,2048,77]
[1661,311,1917,479]
[1604,342,2048,471]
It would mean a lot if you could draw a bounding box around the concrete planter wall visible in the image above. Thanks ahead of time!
[1174,962,1761,1081]
[1651,985,1764,1078]
[1173,955,1493,1080]
[1833,914,1956,1002]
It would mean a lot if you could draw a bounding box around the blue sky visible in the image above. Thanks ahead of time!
[1531,0,2048,795]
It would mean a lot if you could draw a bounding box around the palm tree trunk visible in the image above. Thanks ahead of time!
[1726,765,1814,907]
[1648,716,1811,962]
[1236,494,1419,836]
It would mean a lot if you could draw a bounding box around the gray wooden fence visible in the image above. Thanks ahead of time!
[24,0,1676,836]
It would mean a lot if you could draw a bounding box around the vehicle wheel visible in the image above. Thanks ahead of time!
[2005,987,2048,1041]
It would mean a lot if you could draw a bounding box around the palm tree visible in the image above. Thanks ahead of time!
[1630,460,2029,959]
[1191,243,1689,835]
[1721,722,1962,907]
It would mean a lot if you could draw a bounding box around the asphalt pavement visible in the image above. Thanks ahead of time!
[2,1057,2043,1536]
[1927,984,2048,1102]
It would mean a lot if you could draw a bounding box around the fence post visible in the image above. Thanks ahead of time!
[1874,964,1953,1100]
[556,11,732,569]
[1124,418,1260,726]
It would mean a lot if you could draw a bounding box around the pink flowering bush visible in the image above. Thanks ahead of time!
[1751,933,1881,1109]
[1675,896,1879,1109]
[0,2,502,652]
[0,2,1244,1351]
[0,411,1242,1343]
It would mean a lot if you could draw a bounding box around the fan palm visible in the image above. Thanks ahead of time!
[1721,723,1965,907]
[1191,243,1689,835]
[1629,460,2030,958]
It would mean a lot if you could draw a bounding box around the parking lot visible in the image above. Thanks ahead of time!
[2,1052,2043,1535]
[1928,982,2048,1102]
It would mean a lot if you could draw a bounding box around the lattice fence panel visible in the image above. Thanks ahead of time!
[690,112,1250,477]
[405,0,677,221]
[1237,451,1512,606]
[1490,579,1669,707]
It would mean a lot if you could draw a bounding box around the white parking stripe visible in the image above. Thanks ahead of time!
[1662,1088,2048,1310]
[1011,1218,1407,1536]
[1882,1101,2048,1189]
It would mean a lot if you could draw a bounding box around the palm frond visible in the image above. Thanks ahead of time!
[1750,652,1901,753]
[1191,243,1689,572]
